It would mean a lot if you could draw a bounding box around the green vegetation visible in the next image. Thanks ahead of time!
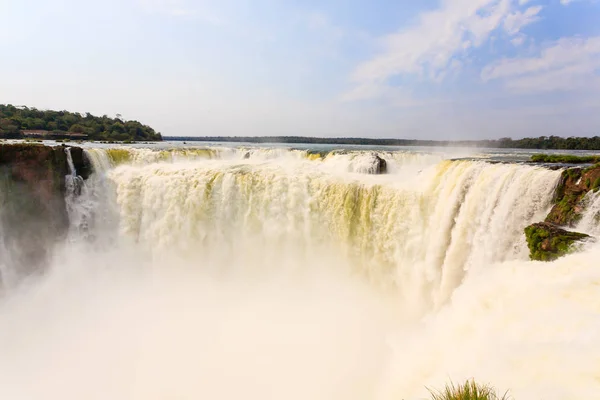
[593,177,600,192]
[544,164,600,225]
[524,222,589,261]
[0,104,162,141]
[548,190,583,226]
[165,135,600,150]
[427,380,511,400]
[530,154,600,164]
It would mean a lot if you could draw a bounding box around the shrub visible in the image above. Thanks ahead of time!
[427,380,511,400]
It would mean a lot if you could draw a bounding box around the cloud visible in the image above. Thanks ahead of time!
[511,34,526,46]
[505,62,600,92]
[561,0,598,4]
[169,8,194,17]
[137,0,224,25]
[306,12,345,40]
[339,83,421,105]
[503,6,543,35]
[346,0,544,101]
[481,36,600,92]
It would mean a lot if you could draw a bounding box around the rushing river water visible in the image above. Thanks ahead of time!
[1,142,600,399]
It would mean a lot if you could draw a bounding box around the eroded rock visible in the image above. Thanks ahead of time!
[354,153,387,175]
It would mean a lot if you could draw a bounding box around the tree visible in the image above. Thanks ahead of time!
[0,118,21,138]
[69,124,86,133]
[0,104,163,141]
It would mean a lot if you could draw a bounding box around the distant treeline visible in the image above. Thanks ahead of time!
[0,104,162,141]
[165,135,600,150]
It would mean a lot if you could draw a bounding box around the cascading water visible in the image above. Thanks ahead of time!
[100,153,559,310]
[65,149,120,246]
[0,145,599,400]
[576,190,600,236]
[64,147,85,227]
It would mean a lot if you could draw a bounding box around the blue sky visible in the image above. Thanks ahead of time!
[1,0,599,139]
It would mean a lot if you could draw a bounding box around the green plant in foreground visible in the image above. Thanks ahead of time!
[427,380,511,400]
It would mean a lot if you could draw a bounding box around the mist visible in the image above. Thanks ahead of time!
[0,243,398,400]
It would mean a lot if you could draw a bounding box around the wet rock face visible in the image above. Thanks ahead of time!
[0,144,88,284]
[0,144,67,199]
[524,222,590,262]
[68,146,92,180]
[545,165,600,227]
[353,153,387,175]
[373,154,387,175]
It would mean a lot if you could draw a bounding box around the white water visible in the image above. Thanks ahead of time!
[1,146,599,399]
[576,190,600,236]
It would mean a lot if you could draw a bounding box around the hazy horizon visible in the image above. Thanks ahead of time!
[1,0,599,139]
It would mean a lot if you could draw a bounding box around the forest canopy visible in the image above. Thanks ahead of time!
[0,104,162,141]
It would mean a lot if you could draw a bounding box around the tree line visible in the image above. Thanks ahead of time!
[0,104,162,141]
[165,135,600,150]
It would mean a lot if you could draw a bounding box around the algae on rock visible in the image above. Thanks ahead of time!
[525,222,590,262]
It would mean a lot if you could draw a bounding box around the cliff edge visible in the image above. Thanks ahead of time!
[0,143,89,283]
[524,161,600,261]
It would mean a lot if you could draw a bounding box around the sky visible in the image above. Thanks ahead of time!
[0,0,599,139]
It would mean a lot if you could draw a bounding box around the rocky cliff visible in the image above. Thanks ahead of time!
[545,165,600,226]
[524,163,600,261]
[0,143,89,284]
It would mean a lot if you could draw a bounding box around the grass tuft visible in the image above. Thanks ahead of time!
[427,380,511,400]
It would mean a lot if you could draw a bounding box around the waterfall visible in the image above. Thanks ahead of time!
[1,145,599,400]
[64,147,87,240]
[65,147,77,176]
[576,190,600,236]
[71,148,561,309]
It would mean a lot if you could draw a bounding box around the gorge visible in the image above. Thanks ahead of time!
[1,142,599,399]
